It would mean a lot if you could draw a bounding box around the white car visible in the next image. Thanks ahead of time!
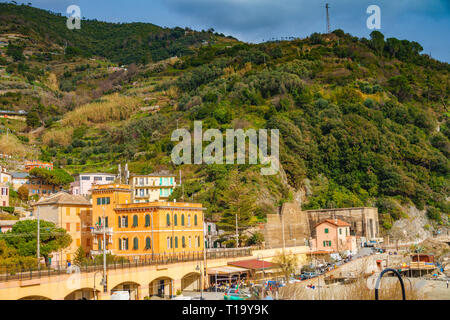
[172,295,193,300]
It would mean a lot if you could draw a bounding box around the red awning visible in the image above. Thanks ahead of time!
[228,259,277,270]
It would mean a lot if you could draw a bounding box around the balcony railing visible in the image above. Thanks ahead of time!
[91,226,113,235]
[90,250,112,255]
[0,248,252,282]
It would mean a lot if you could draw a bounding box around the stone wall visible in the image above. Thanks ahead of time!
[263,203,310,249]
[306,207,379,239]
[263,205,380,249]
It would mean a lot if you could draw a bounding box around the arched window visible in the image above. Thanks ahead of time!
[167,237,170,248]
[188,215,191,227]
[189,236,192,248]
[175,236,178,248]
[132,215,138,227]
[166,214,170,226]
[133,237,139,250]
[174,214,178,226]
[197,236,200,248]
[170,237,173,249]
[119,238,122,250]
[145,237,151,249]
[182,236,186,248]
[181,214,185,226]
[145,214,150,227]
[194,215,198,226]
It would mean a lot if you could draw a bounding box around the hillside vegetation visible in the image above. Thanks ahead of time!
[0,4,448,242]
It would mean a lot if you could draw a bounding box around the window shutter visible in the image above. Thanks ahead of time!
[174,214,177,226]
[166,214,170,226]
[125,216,128,227]
[175,237,178,248]
[118,216,121,228]
[133,215,138,227]
[134,237,138,250]
[181,215,184,226]
[119,239,122,250]
[105,217,108,228]
[145,215,150,227]
[194,215,198,226]
[125,238,129,250]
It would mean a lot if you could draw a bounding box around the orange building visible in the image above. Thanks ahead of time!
[26,176,63,197]
[90,184,205,261]
[25,160,53,172]
[32,192,93,266]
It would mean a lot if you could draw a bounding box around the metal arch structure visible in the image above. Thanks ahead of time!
[374,268,406,300]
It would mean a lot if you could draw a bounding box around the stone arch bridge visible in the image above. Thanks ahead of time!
[0,246,309,300]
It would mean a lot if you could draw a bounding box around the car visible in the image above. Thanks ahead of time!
[172,296,193,300]
[288,278,302,284]
[301,272,317,279]
[224,289,251,301]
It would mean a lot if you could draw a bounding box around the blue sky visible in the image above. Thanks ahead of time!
[4,0,450,62]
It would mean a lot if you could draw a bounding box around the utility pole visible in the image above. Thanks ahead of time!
[102,207,107,293]
[202,209,207,294]
[325,3,331,34]
[281,213,286,252]
[37,206,40,270]
[235,213,239,248]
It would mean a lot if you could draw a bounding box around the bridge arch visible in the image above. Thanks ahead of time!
[111,281,141,300]
[181,272,200,292]
[18,295,51,300]
[149,276,174,299]
[64,288,99,300]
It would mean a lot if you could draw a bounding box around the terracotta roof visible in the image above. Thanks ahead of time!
[33,192,90,206]
[228,259,277,270]
[310,250,331,255]
[315,218,351,228]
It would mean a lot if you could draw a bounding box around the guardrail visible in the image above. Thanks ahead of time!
[0,248,252,282]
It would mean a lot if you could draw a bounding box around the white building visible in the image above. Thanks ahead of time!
[0,166,11,184]
[131,171,176,203]
[70,173,116,196]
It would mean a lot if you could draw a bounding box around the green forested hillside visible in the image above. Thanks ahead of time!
[0,4,449,241]
[0,2,232,64]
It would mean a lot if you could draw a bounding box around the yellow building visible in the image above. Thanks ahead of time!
[130,171,176,203]
[91,184,204,261]
[32,192,93,265]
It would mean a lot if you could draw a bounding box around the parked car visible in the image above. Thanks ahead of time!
[300,272,317,280]
[172,296,193,300]
[288,278,302,284]
[224,289,251,301]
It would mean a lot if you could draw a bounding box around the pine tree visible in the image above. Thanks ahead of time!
[74,246,86,267]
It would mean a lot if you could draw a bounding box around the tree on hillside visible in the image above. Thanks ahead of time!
[3,220,71,266]
[217,170,257,246]
[370,31,385,55]
[29,168,74,188]
[17,185,29,201]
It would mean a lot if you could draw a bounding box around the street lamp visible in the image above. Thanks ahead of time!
[93,271,104,300]
[195,263,204,300]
